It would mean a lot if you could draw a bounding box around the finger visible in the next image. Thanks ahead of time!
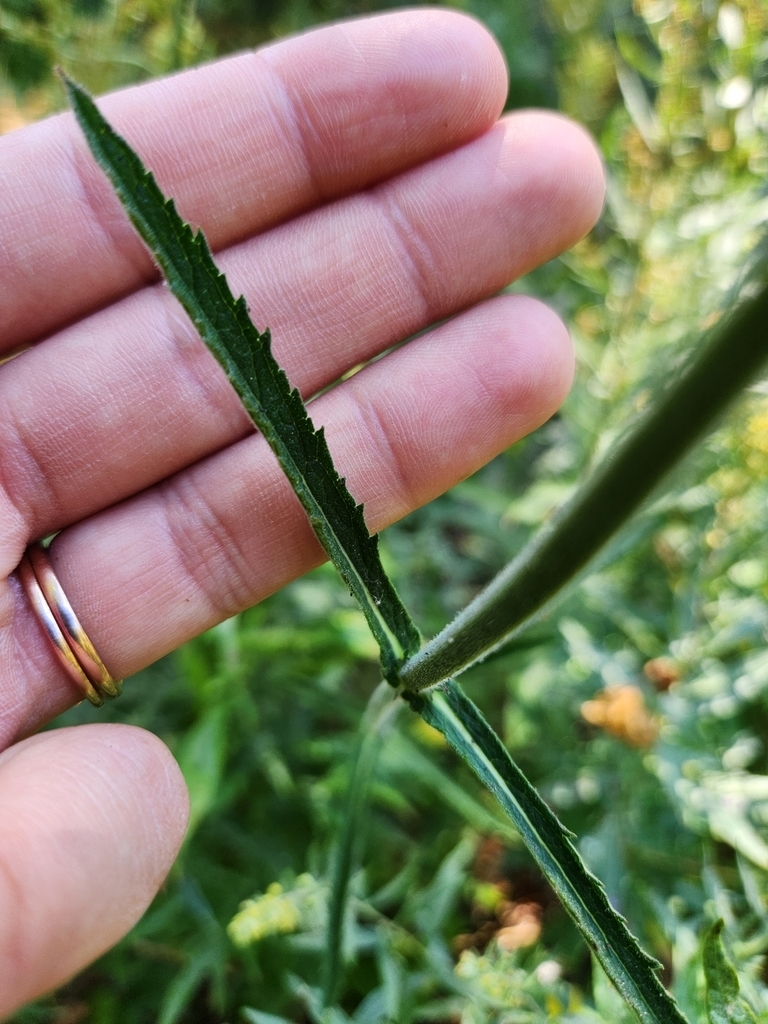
[0,724,188,1018]
[0,112,604,572]
[0,9,507,353]
[2,294,572,742]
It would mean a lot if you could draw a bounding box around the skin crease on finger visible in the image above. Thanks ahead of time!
[0,724,189,1018]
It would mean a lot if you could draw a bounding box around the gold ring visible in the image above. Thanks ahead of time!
[19,543,121,707]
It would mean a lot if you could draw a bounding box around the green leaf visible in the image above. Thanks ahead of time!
[703,920,757,1024]
[407,680,689,1024]
[175,704,227,837]
[380,731,520,844]
[399,273,768,692]
[158,947,218,1024]
[61,73,420,681]
[413,831,477,938]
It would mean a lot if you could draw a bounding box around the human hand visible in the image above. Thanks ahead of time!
[0,9,604,1015]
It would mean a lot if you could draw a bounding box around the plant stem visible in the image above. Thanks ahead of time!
[322,682,400,1007]
[410,681,689,1024]
[399,275,768,692]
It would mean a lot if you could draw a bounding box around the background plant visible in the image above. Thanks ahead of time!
[6,1,768,1023]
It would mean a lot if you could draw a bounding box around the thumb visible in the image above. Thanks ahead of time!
[0,723,189,1019]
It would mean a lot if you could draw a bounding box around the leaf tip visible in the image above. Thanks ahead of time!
[56,66,80,99]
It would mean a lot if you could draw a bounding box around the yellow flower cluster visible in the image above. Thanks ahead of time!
[227,874,319,947]
[455,947,527,1007]
[745,407,768,472]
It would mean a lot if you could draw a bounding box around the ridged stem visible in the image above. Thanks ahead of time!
[400,275,768,692]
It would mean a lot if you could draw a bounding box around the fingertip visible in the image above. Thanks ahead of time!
[548,113,606,240]
[459,294,574,432]
[405,7,510,129]
[0,724,188,1017]
[505,294,575,422]
[515,110,606,244]
[494,111,605,263]
[342,292,577,529]
[94,723,191,874]
[266,8,510,182]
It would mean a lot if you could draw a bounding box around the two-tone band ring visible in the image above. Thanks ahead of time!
[18,542,121,707]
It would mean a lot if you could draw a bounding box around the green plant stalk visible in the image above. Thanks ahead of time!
[399,281,768,692]
[323,683,400,1007]
[409,680,689,1024]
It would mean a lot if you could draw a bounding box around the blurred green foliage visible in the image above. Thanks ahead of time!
[6,0,768,1021]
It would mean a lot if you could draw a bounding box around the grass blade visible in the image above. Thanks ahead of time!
[407,680,689,1024]
[62,73,420,680]
[323,683,400,1007]
[399,276,768,691]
